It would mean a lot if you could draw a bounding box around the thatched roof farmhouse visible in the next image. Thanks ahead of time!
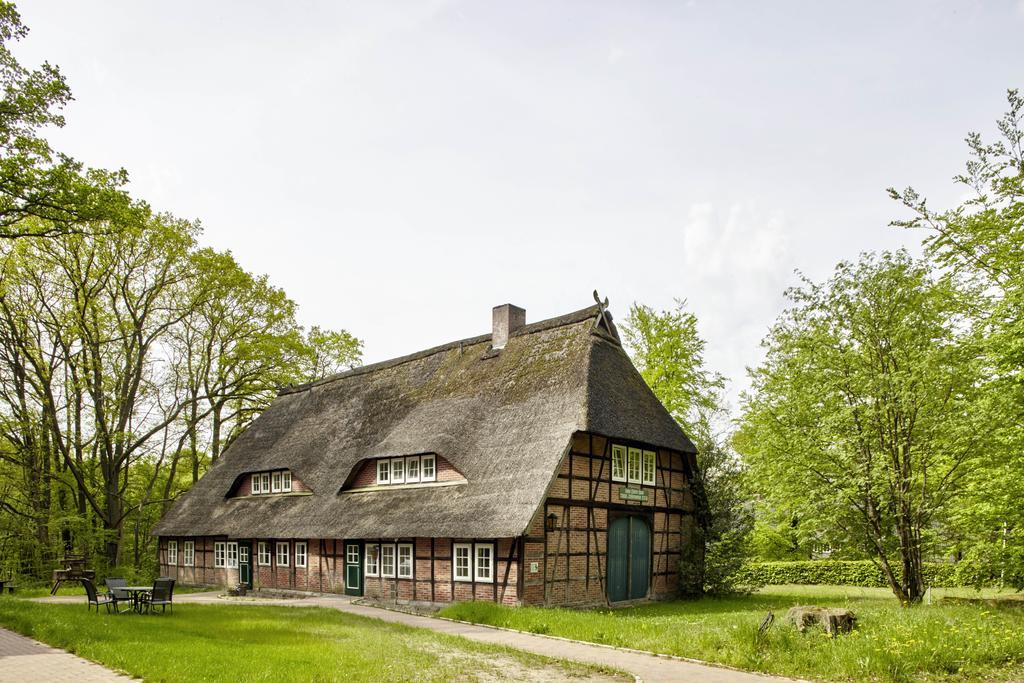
[155,300,706,606]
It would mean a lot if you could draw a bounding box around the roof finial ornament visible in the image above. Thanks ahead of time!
[592,289,612,330]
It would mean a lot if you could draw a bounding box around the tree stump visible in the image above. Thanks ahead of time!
[784,606,856,634]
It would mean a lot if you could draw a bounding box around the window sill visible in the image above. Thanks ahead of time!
[232,491,313,500]
[342,480,465,494]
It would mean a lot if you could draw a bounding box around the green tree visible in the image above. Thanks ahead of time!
[889,89,1024,588]
[736,251,989,604]
[0,2,136,238]
[623,300,751,593]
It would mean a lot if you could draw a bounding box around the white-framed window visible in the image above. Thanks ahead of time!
[227,542,239,569]
[421,454,436,482]
[642,450,656,486]
[346,544,360,565]
[251,473,262,494]
[276,541,289,567]
[261,472,271,493]
[257,542,271,566]
[282,470,292,493]
[295,541,307,568]
[214,541,226,568]
[377,460,390,484]
[183,541,195,567]
[365,544,379,577]
[475,544,494,583]
[390,458,405,484]
[397,543,413,578]
[627,447,642,484]
[611,445,626,482]
[453,543,472,581]
[272,471,283,493]
[380,544,396,578]
[406,456,420,483]
[167,540,178,565]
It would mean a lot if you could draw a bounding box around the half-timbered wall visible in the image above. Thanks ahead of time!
[522,431,700,606]
[157,535,520,605]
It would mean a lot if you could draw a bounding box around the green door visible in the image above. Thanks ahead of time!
[239,542,252,588]
[607,517,630,602]
[607,516,650,603]
[344,542,363,596]
[629,518,651,600]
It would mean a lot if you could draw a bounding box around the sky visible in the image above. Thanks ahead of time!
[13,0,1024,407]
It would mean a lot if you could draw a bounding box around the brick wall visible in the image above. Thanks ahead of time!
[524,431,701,607]
[157,535,520,605]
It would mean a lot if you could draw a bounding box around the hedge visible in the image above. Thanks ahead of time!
[736,560,966,588]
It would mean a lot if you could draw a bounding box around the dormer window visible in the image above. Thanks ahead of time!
[372,455,438,486]
[249,469,293,495]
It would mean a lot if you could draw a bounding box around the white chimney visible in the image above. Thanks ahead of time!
[492,304,526,350]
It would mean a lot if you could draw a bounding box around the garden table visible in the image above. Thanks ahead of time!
[121,586,154,613]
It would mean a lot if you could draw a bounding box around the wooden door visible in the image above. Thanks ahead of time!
[238,542,252,588]
[607,516,650,603]
[344,542,363,596]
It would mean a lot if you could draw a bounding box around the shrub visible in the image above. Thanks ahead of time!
[735,560,974,588]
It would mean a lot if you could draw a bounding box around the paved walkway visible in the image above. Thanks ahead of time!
[34,592,793,683]
[0,626,132,682]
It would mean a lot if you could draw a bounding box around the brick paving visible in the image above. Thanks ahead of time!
[0,626,132,682]
[33,592,796,682]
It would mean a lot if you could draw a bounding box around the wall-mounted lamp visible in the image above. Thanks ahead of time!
[545,512,558,532]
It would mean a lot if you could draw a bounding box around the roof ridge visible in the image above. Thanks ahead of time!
[279,303,604,396]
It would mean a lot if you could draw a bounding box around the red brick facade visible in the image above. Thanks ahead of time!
[158,432,699,607]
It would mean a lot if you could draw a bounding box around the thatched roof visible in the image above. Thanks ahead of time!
[154,303,697,540]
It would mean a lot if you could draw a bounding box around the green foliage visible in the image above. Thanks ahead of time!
[736,251,990,603]
[735,561,968,589]
[0,601,618,682]
[440,585,1024,682]
[0,2,138,237]
[622,300,752,594]
[890,89,1024,592]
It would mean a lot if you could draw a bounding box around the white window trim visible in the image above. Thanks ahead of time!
[183,541,195,567]
[251,473,262,495]
[261,472,271,494]
[282,470,292,493]
[295,541,308,568]
[365,543,379,577]
[167,540,178,565]
[642,450,656,486]
[380,544,396,578]
[421,454,436,482]
[405,456,420,483]
[453,542,472,582]
[214,541,226,568]
[390,458,405,484]
[272,471,283,493]
[611,445,627,483]
[474,543,495,583]
[346,544,360,565]
[377,460,390,484]
[397,543,413,579]
[276,541,289,567]
[227,541,239,569]
[627,447,642,484]
[257,542,271,566]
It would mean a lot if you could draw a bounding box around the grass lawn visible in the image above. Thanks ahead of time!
[0,598,625,682]
[438,584,1024,682]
